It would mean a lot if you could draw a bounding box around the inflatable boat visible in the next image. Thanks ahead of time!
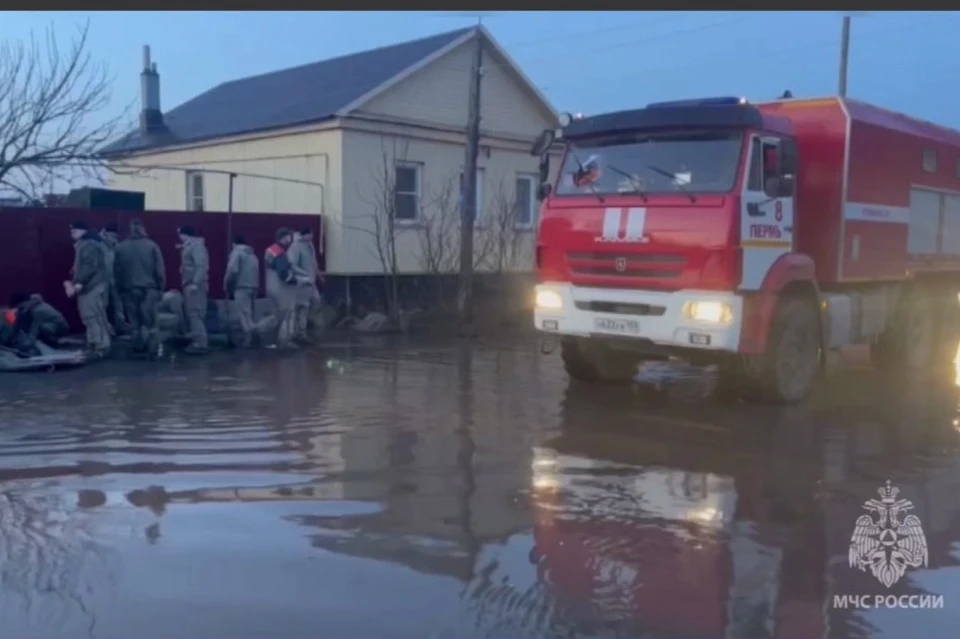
[0,341,86,372]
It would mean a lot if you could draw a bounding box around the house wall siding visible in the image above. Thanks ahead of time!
[104,35,559,278]
[339,128,550,276]
[107,129,344,269]
[356,40,555,140]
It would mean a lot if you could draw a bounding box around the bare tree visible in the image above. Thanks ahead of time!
[470,202,498,275]
[0,22,128,201]
[415,171,460,276]
[416,172,501,276]
[481,176,524,274]
[348,136,411,322]
[0,491,111,633]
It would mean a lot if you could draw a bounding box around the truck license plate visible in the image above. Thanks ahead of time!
[594,317,640,335]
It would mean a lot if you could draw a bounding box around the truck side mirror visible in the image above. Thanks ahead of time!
[535,152,551,201]
[778,174,796,197]
[537,155,550,184]
[764,175,795,199]
[530,129,556,157]
[779,139,798,176]
[763,176,782,199]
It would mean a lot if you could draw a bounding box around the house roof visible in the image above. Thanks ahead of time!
[101,27,478,156]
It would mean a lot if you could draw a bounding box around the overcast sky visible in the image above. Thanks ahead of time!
[2,11,958,195]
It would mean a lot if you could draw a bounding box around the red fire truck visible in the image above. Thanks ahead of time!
[530,96,960,403]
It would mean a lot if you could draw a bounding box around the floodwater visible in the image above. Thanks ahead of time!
[1,336,959,639]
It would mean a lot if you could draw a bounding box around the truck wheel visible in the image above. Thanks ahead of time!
[759,297,822,404]
[902,288,935,375]
[870,334,897,372]
[560,337,637,383]
[872,283,938,376]
[932,285,960,373]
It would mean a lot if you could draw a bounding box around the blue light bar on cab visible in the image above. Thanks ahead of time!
[646,97,747,109]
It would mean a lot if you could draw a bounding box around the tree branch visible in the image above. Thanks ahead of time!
[0,21,131,201]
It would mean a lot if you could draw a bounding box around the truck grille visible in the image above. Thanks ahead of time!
[566,251,685,279]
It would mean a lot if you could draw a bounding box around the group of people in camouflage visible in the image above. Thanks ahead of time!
[59,219,323,359]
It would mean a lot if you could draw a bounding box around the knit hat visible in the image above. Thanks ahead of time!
[275,227,292,242]
[178,225,198,237]
[299,226,313,236]
[104,221,119,233]
[70,220,89,231]
[233,234,246,245]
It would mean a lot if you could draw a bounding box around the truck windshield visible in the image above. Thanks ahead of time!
[555,130,743,197]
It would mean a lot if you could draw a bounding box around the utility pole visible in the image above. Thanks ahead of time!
[458,25,483,329]
[838,15,851,97]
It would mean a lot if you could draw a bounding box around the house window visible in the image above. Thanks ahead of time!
[458,168,485,223]
[186,171,204,211]
[514,174,538,227]
[923,148,937,173]
[394,162,421,221]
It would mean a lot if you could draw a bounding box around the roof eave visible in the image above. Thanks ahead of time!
[102,115,342,159]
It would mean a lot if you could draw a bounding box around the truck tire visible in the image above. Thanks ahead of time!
[894,285,936,376]
[870,334,896,372]
[758,296,822,404]
[931,284,960,376]
[560,337,637,383]
[873,281,953,379]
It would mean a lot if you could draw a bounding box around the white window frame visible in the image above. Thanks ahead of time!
[514,173,538,229]
[459,167,485,226]
[394,161,422,223]
[186,171,205,211]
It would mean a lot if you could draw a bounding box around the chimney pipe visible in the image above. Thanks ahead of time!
[139,45,164,135]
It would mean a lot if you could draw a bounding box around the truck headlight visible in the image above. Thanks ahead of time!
[536,289,563,311]
[684,300,733,324]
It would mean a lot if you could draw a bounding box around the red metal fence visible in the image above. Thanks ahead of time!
[0,207,324,329]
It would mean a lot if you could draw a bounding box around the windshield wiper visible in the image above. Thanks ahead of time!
[645,164,697,203]
[604,164,648,202]
[568,149,605,204]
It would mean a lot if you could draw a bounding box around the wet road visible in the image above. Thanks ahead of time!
[1,336,959,639]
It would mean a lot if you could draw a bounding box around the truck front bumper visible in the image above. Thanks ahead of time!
[533,283,744,353]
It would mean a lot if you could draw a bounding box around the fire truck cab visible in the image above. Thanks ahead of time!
[530,96,960,403]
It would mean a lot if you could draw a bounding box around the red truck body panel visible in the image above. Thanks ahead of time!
[540,98,960,293]
[537,194,740,292]
[759,97,960,287]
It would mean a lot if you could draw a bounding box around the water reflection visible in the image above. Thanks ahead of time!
[530,373,960,638]
[0,340,959,638]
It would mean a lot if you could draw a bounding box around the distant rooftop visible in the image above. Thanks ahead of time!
[101,27,475,156]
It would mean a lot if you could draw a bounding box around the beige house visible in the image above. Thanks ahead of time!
[103,27,559,277]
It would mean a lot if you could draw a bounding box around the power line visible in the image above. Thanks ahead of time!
[499,13,701,49]
[431,13,760,76]
[585,13,939,87]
